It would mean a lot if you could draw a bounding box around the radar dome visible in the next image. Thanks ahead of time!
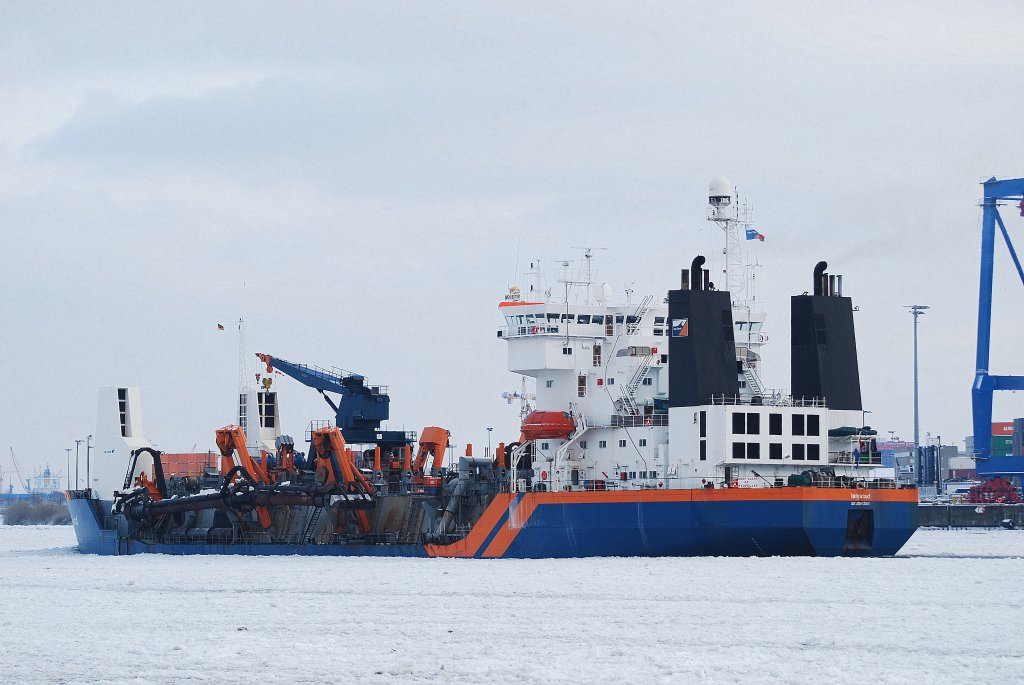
[708,177,732,207]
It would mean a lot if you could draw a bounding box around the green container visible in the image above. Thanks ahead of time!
[992,435,1014,456]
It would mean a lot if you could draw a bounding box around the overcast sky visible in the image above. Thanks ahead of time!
[2,2,1024,485]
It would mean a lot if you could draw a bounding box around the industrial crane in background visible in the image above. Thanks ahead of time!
[8,447,27,494]
[972,176,1024,479]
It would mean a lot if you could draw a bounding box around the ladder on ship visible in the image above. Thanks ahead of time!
[302,506,324,543]
[627,295,653,335]
[618,350,656,416]
[743,364,766,396]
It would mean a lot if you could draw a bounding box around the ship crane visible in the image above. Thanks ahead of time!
[8,447,27,494]
[256,353,412,448]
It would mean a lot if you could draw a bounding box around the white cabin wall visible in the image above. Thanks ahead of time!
[91,386,153,499]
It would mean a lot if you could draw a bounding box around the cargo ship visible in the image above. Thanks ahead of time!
[67,180,918,557]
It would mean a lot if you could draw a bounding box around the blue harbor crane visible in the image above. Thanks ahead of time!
[972,176,1024,477]
[256,354,413,448]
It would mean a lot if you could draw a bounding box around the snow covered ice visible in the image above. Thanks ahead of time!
[1,525,1022,684]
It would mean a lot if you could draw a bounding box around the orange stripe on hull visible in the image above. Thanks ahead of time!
[482,497,541,558]
[424,493,513,558]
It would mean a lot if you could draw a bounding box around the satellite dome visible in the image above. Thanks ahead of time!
[708,177,732,207]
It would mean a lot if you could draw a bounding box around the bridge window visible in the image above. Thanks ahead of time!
[793,444,806,460]
[732,413,746,435]
[770,443,782,460]
[793,414,805,436]
[747,443,760,459]
[769,413,782,435]
[747,413,760,435]
[578,315,591,325]
[808,444,821,461]
[807,415,820,436]
[732,443,745,459]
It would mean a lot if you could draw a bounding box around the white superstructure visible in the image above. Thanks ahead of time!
[499,181,888,494]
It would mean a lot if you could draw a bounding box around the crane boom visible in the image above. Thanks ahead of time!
[256,353,412,447]
[8,446,27,494]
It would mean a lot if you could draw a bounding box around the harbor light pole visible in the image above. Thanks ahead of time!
[86,434,93,492]
[905,305,929,483]
[74,439,84,489]
[65,448,72,490]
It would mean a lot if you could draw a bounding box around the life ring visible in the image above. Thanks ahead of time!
[730,479,738,488]
[541,470,549,480]
[530,326,539,334]
[644,417,653,427]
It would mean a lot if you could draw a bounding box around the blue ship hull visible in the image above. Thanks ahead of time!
[68,487,918,558]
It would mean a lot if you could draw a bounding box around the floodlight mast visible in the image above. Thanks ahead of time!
[972,176,1024,476]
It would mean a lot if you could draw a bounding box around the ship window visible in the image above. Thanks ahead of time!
[626,315,639,325]
[651,471,658,478]
[807,444,821,461]
[770,443,782,460]
[561,313,573,322]
[541,442,549,450]
[639,439,647,447]
[654,316,665,324]
[615,315,625,323]
[607,377,615,385]
[580,441,587,449]
[562,347,573,355]
[619,439,627,448]
[578,375,587,397]
[769,413,782,435]
[629,472,636,479]
[732,413,745,435]
[578,315,591,325]
[807,415,820,436]
[660,354,668,364]
[640,471,647,478]
[517,315,525,324]
[700,411,706,438]
[547,313,559,322]
[599,440,607,448]
[793,444,806,460]
[642,377,653,386]
[700,440,707,461]
[593,344,602,367]
[732,442,745,459]
[747,443,760,459]
[546,380,554,388]
[793,414,805,436]
[747,413,760,435]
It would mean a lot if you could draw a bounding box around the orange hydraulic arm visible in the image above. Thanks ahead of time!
[413,427,450,477]
[215,425,271,529]
[311,426,375,533]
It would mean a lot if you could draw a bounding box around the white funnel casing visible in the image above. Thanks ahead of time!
[91,386,153,500]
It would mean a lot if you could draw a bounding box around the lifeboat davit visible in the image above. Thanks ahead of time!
[521,411,575,440]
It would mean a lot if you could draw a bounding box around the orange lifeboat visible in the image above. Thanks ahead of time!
[521,411,575,440]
